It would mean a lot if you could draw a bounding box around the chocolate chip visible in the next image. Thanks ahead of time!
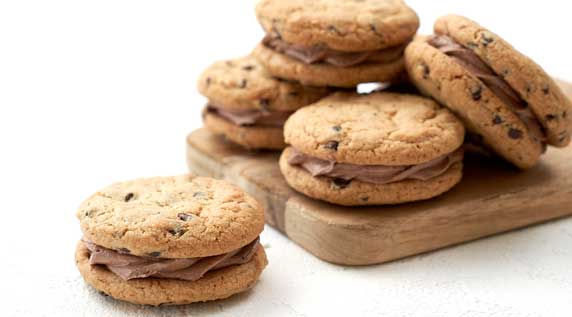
[546,114,557,121]
[98,291,109,297]
[332,178,351,189]
[360,197,369,202]
[526,85,533,94]
[328,25,340,34]
[242,65,255,71]
[193,191,205,198]
[501,69,510,78]
[239,79,247,89]
[421,63,430,79]
[206,77,212,86]
[124,193,134,202]
[117,248,131,255]
[542,85,550,95]
[481,33,494,46]
[288,91,299,97]
[168,227,186,237]
[493,115,503,125]
[225,61,234,67]
[178,213,193,221]
[148,252,161,257]
[508,128,523,139]
[563,111,568,119]
[471,85,482,101]
[259,99,271,109]
[324,141,339,151]
[332,125,342,132]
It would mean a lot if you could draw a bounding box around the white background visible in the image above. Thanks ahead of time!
[1,1,572,316]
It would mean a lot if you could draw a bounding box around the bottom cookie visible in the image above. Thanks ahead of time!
[279,149,464,206]
[75,241,268,306]
[204,111,285,150]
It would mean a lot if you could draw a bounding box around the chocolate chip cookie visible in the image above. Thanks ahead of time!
[280,92,465,206]
[76,175,267,305]
[198,55,329,150]
[253,0,420,87]
[405,15,572,169]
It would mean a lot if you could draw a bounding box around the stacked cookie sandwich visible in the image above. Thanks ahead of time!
[198,55,329,150]
[405,15,572,169]
[76,175,267,306]
[253,0,419,88]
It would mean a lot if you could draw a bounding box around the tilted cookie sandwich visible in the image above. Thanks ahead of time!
[75,175,267,306]
[280,92,465,206]
[198,55,329,150]
[253,0,419,88]
[405,15,572,169]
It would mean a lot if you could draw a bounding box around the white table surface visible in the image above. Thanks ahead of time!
[1,1,572,316]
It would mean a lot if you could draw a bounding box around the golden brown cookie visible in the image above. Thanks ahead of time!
[253,44,406,88]
[77,175,264,258]
[203,109,286,150]
[75,175,267,305]
[76,241,268,306]
[280,92,465,206]
[198,55,329,150]
[253,0,419,87]
[256,0,419,51]
[405,15,572,169]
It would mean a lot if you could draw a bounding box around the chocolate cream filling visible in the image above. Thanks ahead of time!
[288,147,463,185]
[428,35,546,143]
[206,104,292,127]
[83,238,260,281]
[262,31,406,68]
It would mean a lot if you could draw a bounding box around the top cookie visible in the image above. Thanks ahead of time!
[256,0,420,52]
[434,15,572,147]
[284,92,465,165]
[77,175,264,259]
[198,55,330,112]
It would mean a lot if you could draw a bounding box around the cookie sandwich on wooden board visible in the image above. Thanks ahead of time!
[199,55,330,150]
[405,15,572,169]
[280,92,466,206]
[253,0,420,88]
[75,175,267,306]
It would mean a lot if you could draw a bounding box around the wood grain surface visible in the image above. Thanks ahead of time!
[186,80,572,266]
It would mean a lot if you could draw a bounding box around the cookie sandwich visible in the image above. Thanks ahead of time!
[199,55,329,150]
[75,175,267,306]
[280,92,465,206]
[253,0,420,88]
[405,15,572,169]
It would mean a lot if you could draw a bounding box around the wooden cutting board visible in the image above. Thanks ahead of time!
[186,80,572,266]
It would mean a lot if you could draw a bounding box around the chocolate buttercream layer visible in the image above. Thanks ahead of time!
[287,147,463,185]
[84,238,260,282]
[428,35,546,143]
[262,32,406,68]
[206,104,292,127]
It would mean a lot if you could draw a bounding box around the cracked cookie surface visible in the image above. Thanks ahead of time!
[198,55,329,112]
[255,0,419,52]
[77,175,265,258]
[284,92,465,165]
